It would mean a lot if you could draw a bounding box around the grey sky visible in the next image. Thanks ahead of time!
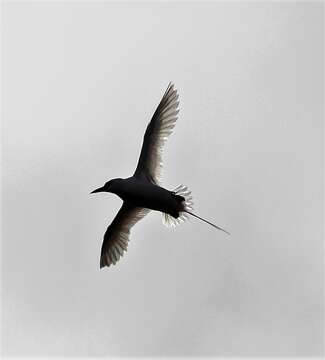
[2,1,324,356]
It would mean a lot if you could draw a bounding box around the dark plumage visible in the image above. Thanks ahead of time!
[91,83,229,268]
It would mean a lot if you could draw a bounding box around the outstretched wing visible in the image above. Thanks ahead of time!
[134,82,179,185]
[100,202,150,268]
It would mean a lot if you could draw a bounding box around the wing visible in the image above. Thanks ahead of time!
[134,82,179,185]
[100,202,150,268]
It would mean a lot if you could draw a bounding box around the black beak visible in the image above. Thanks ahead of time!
[90,186,105,194]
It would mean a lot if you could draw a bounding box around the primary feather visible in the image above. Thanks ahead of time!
[134,82,179,184]
[100,203,150,268]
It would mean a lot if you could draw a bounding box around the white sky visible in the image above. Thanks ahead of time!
[2,2,324,356]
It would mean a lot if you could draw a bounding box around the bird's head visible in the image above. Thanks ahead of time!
[90,178,121,194]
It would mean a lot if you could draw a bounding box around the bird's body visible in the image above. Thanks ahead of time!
[91,83,229,268]
[107,177,182,218]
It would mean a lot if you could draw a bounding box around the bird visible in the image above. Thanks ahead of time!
[91,82,229,268]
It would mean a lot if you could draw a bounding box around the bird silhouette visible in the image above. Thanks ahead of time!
[91,83,229,268]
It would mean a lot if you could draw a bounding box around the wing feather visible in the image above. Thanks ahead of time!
[134,82,179,184]
[100,203,150,268]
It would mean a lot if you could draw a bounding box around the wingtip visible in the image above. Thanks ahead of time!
[166,81,176,92]
[100,256,106,269]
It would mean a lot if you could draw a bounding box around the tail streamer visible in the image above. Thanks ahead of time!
[185,210,230,235]
[162,184,230,235]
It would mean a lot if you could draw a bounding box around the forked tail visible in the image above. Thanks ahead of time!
[185,210,230,235]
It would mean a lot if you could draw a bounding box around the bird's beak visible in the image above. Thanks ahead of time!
[90,186,105,194]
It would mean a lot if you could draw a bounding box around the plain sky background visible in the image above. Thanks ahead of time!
[2,1,324,357]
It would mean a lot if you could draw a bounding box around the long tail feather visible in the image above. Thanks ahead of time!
[185,210,230,235]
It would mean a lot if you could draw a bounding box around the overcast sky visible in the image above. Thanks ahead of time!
[2,2,324,357]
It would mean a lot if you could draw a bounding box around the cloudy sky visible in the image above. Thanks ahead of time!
[2,1,323,356]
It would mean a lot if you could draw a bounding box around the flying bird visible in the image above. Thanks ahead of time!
[91,83,229,268]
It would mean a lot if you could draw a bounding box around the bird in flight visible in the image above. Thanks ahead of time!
[91,83,229,268]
